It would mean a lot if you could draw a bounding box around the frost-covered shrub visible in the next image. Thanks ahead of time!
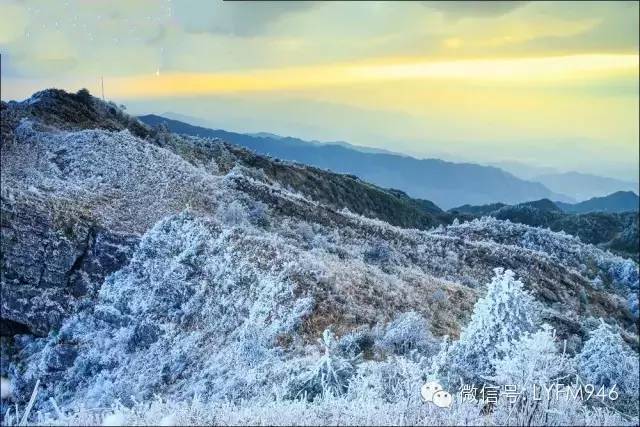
[349,356,427,404]
[246,200,270,228]
[376,312,438,357]
[607,259,639,291]
[337,328,375,358]
[216,200,249,226]
[296,222,316,243]
[288,330,361,401]
[446,268,540,385]
[9,212,320,410]
[363,240,391,264]
[491,324,575,390]
[578,321,639,401]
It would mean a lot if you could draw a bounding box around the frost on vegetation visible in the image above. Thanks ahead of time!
[5,262,639,426]
[445,268,540,386]
[578,321,639,404]
[490,324,575,393]
[363,239,392,265]
[438,216,639,295]
[375,311,438,358]
[10,212,318,411]
[1,121,223,233]
[287,330,362,401]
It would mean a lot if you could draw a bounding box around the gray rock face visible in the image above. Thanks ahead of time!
[1,193,138,336]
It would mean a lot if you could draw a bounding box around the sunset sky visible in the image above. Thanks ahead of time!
[1,1,638,180]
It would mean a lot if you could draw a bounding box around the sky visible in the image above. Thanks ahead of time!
[1,0,638,180]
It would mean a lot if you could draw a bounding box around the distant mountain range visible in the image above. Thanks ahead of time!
[556,191,639,214]
[138,114,569,209]
[450,194,639,260]
[489,161,559,181]
[535,172,639,202]
[453,191,639,215]
[490,162,638,202]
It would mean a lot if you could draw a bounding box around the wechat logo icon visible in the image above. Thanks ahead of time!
[421,381,452,408]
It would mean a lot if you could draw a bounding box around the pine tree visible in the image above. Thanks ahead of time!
[447,268,540,385]
[578,321,639,396]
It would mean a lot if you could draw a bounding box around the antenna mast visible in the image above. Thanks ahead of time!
[101,76,105,101]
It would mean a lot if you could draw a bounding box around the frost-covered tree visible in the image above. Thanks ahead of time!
[488,325,577,424]
[446,268,540,385]
[288,330,362,401]
[492,324,574,389]
[578,321,639,400]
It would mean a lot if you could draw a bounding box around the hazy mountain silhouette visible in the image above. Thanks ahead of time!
[139,114,568,209]
[556,191,639,214]
[535,171,639,201]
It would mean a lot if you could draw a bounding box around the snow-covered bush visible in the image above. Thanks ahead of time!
[295,222,316,243]
[363,240,391,264]
[375,312,438,358]
[349,356,428,404]
[337,327,375,358]
[491,324,575,390]
[578,321,639,402]
[246,199,270,228]
[288,330,362,401]
[446,268,540,385]
[216,200,249,226]
[607,259,639,291]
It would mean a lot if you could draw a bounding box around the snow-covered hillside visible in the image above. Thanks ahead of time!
[1,90,638,426]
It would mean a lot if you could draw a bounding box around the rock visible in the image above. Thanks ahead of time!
[0,193,138,336]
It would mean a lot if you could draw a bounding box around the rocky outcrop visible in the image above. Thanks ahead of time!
[1,192,138,336]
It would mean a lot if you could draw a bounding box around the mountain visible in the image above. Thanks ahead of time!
[1,89,638,425]
[535,171,639,202]
[163,112,408,156]
[556,191,639,214]
[489,161,559,181]
[138,114,568,209]
[450,198,640,260]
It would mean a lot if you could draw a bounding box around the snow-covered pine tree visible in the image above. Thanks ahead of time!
[446,268,540,385]
[578,320,639,399]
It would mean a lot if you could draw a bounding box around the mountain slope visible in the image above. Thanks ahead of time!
[536,171,639,201]
[139,114,567,209]
[557,191,639,214]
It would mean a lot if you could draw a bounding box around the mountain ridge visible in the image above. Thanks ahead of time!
[556,191,639,214]
[138,114,570,209]
[450,196,639,260]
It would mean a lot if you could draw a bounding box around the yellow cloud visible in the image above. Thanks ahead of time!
[443,38,463,49]
[105,53,638,98]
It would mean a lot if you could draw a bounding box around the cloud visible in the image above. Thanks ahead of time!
[423,1,529,18]
[172,1,318,36]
